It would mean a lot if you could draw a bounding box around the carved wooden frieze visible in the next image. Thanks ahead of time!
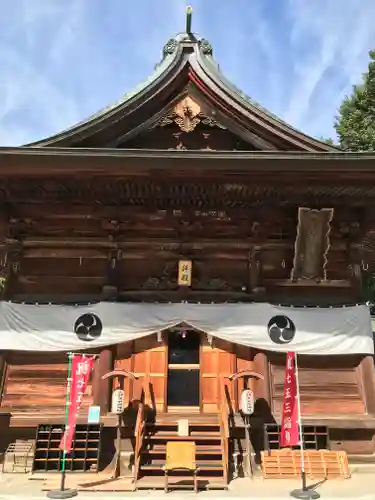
[141,262,178,290]
[0,178,374,207]
[291,207,334,281]
[157,96,225,133]
[194,277,237,291]
[8,218,36,239]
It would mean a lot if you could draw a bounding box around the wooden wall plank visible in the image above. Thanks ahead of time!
[1,353,93,413]
[358,356,375,415]
[268,353,366,415]
[201,337,236,413]
[115,335,167,412]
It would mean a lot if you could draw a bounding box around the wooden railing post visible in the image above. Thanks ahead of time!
[100,369,139,482]
[219,376,230,484]
[133,399,145,487]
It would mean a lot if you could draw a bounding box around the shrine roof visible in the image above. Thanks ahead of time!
[24,19,336,152]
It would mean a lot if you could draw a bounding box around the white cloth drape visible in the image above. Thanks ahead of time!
[0,301,372,355]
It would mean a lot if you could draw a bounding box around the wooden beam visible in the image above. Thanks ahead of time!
[92,349,113,414]
[10,293,104,303]
[17,275,104,284]
[8,411,375,429]
[117,290,253,302]
[23,248,107,259]
[22,238,116,249]
[272,279,351,288]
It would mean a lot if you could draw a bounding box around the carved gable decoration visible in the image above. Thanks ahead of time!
[291,208,334,282]
[120,95,258,150]
[157,96,225,133]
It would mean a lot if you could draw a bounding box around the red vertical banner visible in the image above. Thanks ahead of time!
[279,351,299,448]
[59,354,96,453]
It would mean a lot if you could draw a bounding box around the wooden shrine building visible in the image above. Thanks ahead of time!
[1,12,375,488]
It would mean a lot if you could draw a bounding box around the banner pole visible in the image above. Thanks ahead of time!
[47,352,77,499]
[61,352,73,490]
[291,353,320,500]
[295,352,306,489]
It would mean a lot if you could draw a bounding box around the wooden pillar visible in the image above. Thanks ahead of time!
[92,349,113,414]
[360,356,375,415]
[254,351,271,406]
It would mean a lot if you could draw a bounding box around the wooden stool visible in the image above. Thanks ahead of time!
[163,441,199,493]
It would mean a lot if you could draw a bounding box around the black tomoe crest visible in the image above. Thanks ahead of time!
[74,314,103,341]
[267,315,296,344]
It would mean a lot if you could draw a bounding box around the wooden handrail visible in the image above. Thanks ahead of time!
[219,379,230,484]
[133,394,146,487]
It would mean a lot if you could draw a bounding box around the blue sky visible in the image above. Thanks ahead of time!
[0,0,374,146]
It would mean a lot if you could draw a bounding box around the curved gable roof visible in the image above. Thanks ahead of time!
[26,32,337,152]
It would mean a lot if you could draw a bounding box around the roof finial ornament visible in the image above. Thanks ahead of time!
[186,6,193,34]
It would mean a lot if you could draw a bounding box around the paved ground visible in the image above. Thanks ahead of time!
[0,469,375,500]
[1,472,375,499]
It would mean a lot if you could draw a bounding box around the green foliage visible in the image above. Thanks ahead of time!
[318,136,338,147]
[335,50,375,151]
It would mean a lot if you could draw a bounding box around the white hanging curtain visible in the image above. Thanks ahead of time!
[0,301,372,355]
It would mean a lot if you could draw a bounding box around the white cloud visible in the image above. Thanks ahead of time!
[0,0,374,145]
[283,0,375,138]
[0,0,186,145]
[0,0,85,144]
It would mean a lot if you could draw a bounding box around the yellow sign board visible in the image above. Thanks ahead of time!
[178,260,192,287]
